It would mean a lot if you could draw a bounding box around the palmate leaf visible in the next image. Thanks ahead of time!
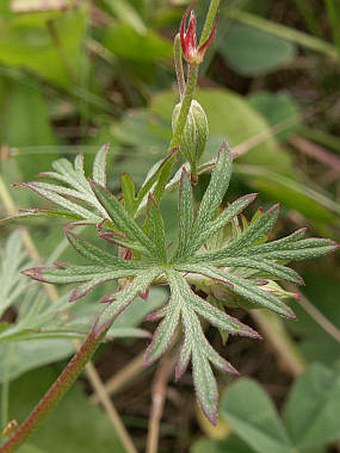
[23,231,153,302]
[145,270,257,423]
[3,144,110,225]
[16,142,337,426]
[0,233,147,352]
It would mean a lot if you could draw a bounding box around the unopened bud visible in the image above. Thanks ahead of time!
[180,1,217,64]
[172,99,208,179]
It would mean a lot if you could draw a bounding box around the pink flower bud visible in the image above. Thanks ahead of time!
[180,1,217,64]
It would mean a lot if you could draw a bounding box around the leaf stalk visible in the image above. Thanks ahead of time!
[0,327,107,453]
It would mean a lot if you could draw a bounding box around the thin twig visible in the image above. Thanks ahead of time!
[146,356,176,453]
[0,172,137,453]
[85,363,137,453]
[289,134,340,171]
[287,285,340,342]
[91,352,146,404]
[251,310,306,377]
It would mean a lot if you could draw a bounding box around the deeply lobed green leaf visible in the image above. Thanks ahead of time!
[11,143,337,427]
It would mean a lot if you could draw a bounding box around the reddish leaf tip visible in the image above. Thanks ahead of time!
[21,268,47,283]
[292,292,301,301]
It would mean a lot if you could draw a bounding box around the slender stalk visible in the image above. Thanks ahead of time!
[0,328,106,453]
[85,363,137,453]
[91,352,146,403]
[199,0,220,46]
[136,0,221,205]
[251,310,306,377]
[289,286,340,342]
[174,34,185,100]
[1,345,11,428]
[170,63,199,150]
[146,356,176,453]
[152,62,199,204]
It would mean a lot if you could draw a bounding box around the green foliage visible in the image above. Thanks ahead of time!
[248,91,300,141]
[0,2,338,445]
[5,144,336,423]
[220,364,340,452]
[220,24,296,76]
[104,24,172,61]
[5,144,110,225]
[287,271,340,366]
[151,89,294,173]
[0,5,88,88]
[0,231,163,381]
[0,231,33,318]
[10,368,125,453]
[115,88,339,224]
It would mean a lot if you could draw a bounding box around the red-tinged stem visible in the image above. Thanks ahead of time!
[0,328,106,453]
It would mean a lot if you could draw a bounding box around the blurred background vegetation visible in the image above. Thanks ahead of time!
[0,0,339,452]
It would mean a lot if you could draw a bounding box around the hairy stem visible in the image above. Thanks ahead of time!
[0,328,106,453]
[136,0,222,206]
[151,62,198,204]
[174,34,186,100]
[170,63,199,150]
[199,0,220,45]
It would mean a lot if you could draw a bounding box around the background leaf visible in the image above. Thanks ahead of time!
[9,367,125,453]
[283,364,340,449]
[104,24,172,62]
[0,339,75,383]
[221,378,292,453]
[219,24,296,76]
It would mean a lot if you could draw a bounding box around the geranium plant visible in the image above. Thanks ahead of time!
[0,0,337,451]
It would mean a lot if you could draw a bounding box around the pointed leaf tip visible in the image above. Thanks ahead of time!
[218,139,232,161]
[22,267,47,283]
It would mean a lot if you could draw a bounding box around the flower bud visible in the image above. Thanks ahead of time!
[180,1,217,64]
[172,99,208,177]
